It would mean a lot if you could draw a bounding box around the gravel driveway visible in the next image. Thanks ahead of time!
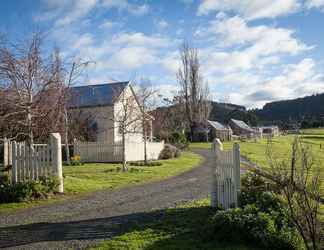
[0,149,214,250]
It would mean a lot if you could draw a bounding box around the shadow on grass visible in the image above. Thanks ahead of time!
[0,205,256,250]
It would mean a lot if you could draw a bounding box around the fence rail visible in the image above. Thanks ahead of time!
[211,138,240,209]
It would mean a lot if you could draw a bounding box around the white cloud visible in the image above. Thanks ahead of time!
[36,0,98,26]
[236,58,324,107]
[101,0,150,15]
[306,0,324,9]
[197,16,311,75]
[111,32,171,48]
[108,46,157,69]
[99,20,118,29]
[156,19,169,29]
[197,0,301,20]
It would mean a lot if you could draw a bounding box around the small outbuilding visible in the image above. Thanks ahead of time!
[229,119,259,138]
[259,126,280,138]
[207,120,233,141]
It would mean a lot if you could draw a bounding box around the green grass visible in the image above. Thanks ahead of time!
[90,199,260,250]
[189,142,212,150]
[0,152,202,213]
[63,152,202,194]
[190,128,324,188]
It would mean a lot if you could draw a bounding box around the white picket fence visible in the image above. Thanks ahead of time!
[211,138,240,209]
[74,140,165,163]
[74,140,123,163]
[4,133,63,193]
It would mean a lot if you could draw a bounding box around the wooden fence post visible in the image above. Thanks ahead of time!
[51,133,63,193]
[233,143,241,193]
[211,138,223,208]
[4,138,9,168]
[11,141,17,183]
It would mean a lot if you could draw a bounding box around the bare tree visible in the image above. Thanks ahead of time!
[135,80,158,164]
[112,85,143,171]
[62,59,93,165]
[177,41,211,141]
[0,33,64,144]
[266,137,322,250]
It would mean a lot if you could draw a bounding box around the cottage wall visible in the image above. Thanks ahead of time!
[70,106,114,143]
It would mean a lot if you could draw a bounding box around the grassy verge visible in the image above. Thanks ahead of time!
[89,199,260,250]
[0,152,202,214]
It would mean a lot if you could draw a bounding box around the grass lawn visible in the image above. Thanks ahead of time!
[189,128,324,220]
[189,128,324,179]
[0,152,202,213]
[90,199,260,250]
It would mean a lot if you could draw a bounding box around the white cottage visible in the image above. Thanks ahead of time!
[69,81,152,144]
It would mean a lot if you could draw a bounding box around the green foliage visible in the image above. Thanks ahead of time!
[209,205,301,250]
[129,161,163,167]
[239,172,282,212]
[0,176,59,204]
[159,144,181,159]
[70,155,83,166]
[168,132,189,149]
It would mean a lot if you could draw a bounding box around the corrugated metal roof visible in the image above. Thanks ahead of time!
[68,81,130,108]
[230,119,254,132]
[207,120,229,130]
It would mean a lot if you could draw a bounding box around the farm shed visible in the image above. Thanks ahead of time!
[229,119,259,138]
[207,120,232,141]
[258,126,280,138]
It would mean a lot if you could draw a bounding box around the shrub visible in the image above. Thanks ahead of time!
[169,132,188,149]
[129,161,163,167]
[70,155,82,166]
[0,176,59,204]
[159,144,181,160]
[208,205,302,250]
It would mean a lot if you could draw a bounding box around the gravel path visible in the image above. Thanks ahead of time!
[0,149,214,250]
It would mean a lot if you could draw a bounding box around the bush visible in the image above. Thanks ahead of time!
[239,175,283,213]
[208,205,302,250]
[169,132,189,149]
[159,144,181,160]
[70,155,82,166]
[0,176,59,204]
[129,161,163,167]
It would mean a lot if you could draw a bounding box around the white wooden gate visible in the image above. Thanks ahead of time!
[211,138,240,209]
[10,133,63,193]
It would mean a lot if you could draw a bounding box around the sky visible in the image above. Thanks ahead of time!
[1,0,324,108]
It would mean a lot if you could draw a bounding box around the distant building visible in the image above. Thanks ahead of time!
[257,126,280,138]
[229,119,259,138]
[207,120,232,141]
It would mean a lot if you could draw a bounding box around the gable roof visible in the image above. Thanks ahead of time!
[207,120,230,131]
[230,119,255,132]
[68,81,130,108]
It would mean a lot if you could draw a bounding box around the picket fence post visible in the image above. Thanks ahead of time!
[211,138,222,208]
[233,143,241,193]
[3,138,9,168]
[50,133,63,193]
[11,141,17,183]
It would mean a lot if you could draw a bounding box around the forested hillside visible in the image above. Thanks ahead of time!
[254,93,324,128]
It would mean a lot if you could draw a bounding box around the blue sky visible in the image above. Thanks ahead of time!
[1,0,324,108]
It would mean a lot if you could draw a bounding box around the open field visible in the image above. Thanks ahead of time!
[90,199,259,250]
[190,128,324,219]
[0,152,202,213]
